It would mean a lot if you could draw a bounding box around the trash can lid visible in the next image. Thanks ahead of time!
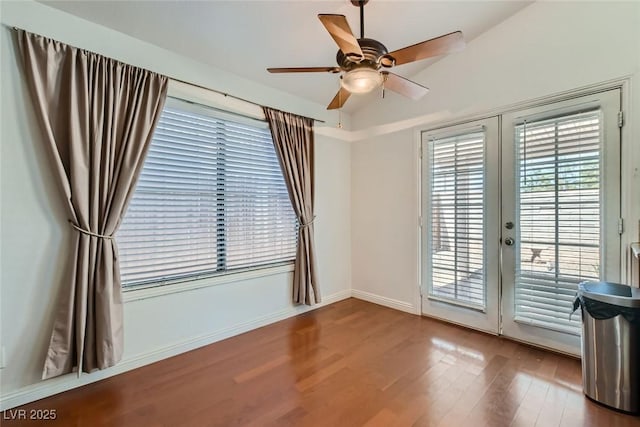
[578,281,640,308]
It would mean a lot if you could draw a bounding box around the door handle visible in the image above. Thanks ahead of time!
[504,237,515,246]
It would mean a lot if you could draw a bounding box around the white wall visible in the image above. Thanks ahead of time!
[0,0,351,409]
[350,129,421,314]
[351,2,640,308]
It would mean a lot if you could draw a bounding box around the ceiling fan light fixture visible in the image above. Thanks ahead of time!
[340,68,383,94]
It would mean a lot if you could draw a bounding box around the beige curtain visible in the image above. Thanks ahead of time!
[263,107,320,305]
[16,29,168,379]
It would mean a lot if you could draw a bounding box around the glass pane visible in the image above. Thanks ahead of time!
[429,131,486,308]
[117,102,297,287]
[514,110,601,334]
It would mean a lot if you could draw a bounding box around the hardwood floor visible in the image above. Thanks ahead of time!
[3,298,638,426]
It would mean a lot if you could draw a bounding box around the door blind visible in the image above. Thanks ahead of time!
[117,100,297,287]
[515,109,601,334]
[428,130,486,308]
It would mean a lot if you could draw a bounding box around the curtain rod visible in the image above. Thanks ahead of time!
[170,77,326,124]
[10,25,326,124]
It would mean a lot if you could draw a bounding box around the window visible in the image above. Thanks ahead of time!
[427,129,486,308]
[514,109,602,333]
[117,98,297,287]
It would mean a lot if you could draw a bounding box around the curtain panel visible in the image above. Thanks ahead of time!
[263,107,320,305]
[16,29,168,378]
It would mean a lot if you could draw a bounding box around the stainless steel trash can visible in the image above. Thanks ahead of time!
[575,281,640,413]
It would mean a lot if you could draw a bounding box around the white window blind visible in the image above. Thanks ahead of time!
[515,109,601,334]
[428,130,486,308]
[117,99,297,287]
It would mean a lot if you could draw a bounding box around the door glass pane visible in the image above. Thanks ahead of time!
[428,130,486,308]
[515,110,601,334]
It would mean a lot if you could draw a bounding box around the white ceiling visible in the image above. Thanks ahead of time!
[40,0,531,113]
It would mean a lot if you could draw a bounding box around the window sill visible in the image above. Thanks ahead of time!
[122,263,295,303]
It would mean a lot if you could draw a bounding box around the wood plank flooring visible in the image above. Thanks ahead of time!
[3,298,639,426]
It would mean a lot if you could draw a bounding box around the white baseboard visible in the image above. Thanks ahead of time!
[0,289,351,411]
[351,289,419,315]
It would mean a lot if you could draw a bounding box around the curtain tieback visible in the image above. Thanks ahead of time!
[299,216,316,228]
[68,220,114,240]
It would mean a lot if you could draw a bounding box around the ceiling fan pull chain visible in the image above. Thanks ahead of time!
[381,72,388,99]
[338,81,343,129]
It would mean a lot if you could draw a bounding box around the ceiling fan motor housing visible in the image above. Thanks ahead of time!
[336,38,393,71]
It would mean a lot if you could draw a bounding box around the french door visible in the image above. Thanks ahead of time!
[421,89,621,355]
[501,90,621,355]
[421,117,500,334]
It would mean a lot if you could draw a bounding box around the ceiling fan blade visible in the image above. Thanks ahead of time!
[382,72,429,100]
[318,14,364,60]
[327,87,351,110]
[267,67,341,73]
[387,31,464,66]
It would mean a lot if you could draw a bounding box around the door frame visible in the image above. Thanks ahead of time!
[417,80,628,355]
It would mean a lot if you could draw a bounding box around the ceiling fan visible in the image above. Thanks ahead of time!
[267,0,465,110]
